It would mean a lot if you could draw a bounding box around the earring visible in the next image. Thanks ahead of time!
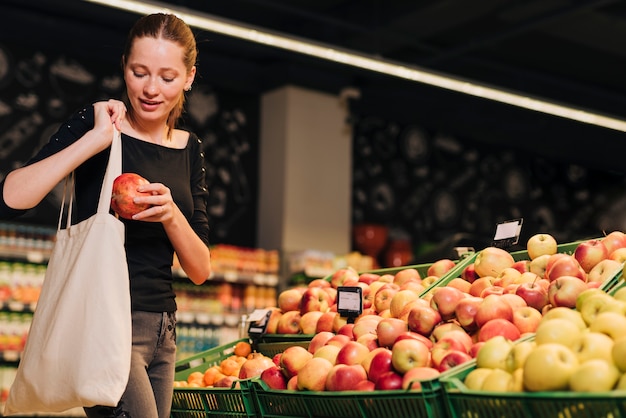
[185,86,192,92]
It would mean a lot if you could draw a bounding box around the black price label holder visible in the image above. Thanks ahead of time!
[246,309,272,350]
[336,286,362,324]
[492,218,523,249]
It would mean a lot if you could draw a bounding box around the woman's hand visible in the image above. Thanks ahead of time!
[92,99,127,150]
[130,182,177,223]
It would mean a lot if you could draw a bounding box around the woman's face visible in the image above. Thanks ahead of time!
[124,36,195,127]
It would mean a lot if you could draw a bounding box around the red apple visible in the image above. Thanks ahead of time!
[474,294,513,328]
[469,276,497,297]
[454,296,483,331]
[515,277,549,311]
[276,310,302,334]
[358,273,380,285]
[280,345,313,378]
[374,283,400,313]
[393,268,421,286]
[308,331,336,354]
[308,279,331,288]
[326,334,352,349]
[480,286,505,297]
[330,267,359,289]
[548,275,589,308]
[337,323,355,339]
[511,260,530,274]
[361,346,391,376]
[297,357,333,391]
[574,239,609,273]
[447,277,472,294]
[402,367,441,390]
[278,288,305,312]
[336,341,370,366]
[356,333,379,351]
[407,305,442,336]
[545,254,586,282]
[430,286,466,320]
[374,370,404,390]
[438,350,473,372]
[299,287,331,314]
[355,379,376,391]
[430,338,468,369]
[265,307,283,334]
[389,289,421,318]
[397,298,430,322]
[376,317,408,348]
[299,311,323,334]
[601,231,626,255]
[352,315,383,340]
[260,365,288,389]
[394,331,434,349]
[477,318,521,342]
[110,173,152,219]
[512,306,542,334]
[367,348,394,384]
[461,263,479,283]
[469,342,485,358]
[427,259,456,278]
[437,329,474,352]
[325,364,368,391]
[315,311,339,333]
[500,293,527,310]
[391,338,431,373]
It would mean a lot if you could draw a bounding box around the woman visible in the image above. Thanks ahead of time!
[0,13,211,418]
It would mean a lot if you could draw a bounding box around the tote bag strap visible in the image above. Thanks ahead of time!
[58,128,122,230]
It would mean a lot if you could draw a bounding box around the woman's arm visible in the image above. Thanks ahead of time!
[3,101,126,211]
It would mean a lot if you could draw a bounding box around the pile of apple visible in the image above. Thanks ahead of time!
[463,285,626,392]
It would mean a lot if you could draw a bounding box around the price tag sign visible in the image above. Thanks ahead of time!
[492,218,523,249]
[247,309,272,337]
[336,286,362,323]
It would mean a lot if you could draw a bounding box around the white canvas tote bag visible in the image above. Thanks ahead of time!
[4,128,132,415]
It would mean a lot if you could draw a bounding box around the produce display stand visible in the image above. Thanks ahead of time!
[247,375,447,418]
[440,361,626,418]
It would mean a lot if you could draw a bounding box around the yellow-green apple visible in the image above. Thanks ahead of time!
[366,348,393,384]
[511,339,536,370]
[378,274,395,283]
[571,331,614,364]
[529,254,551,278]
[389,289,420,318]
[589,312,626,340]
[326,334,352,349]
[358,272,380,285]
[325,364,368,391]
[260,365,288,389]
[337,323,355,339]
[430,338,468,369]
[427,259,456,278]
[461,263,479,283]
[336,341,371,366]
[421,275,439,288]
[374,370,403,390]
[438,350,473,372]
[500,293,527,310]
[330,267,359,289]
[394,331,434,349]
[402,366,440,390]
[332,313,348,333]
[361,346,391,375]
[474,247,515,278]
[598,298,626,315]
[477,318,521,342]
[613,286,626,302]
[391,338,431,373]
[475,294,514,328]
[476,335,515,371]
[308,331,335,354]
[548,275,588,308]
[393,268,421,286]
[618,373,626,390]
[398,298,430,322]
[574,239,609,273]
[534,317,582,348]
[280,345,313,378]
[300,286,331,314]
[313,344,341,364]
[610,247,626,262]
[447,277,472,294]
[374,283,400,313]
[297,357,333,391]
[468,276,497,297]
[494,267,522,287]
[480,368,515,392]
[611,335,626,372]
[576,287,608,312]
[542,306,587,330]
[511,306,542,335]
[315,311,338,333]
[356,333,379,351]
[515,277,549,311]
[463,367,493,390]
[407,304,442,336]
[587,259,622,284]
[545,254,586,282]
[523,343,578,392]
[431,321,466,342]
[526,233,558,260]
[601,231,626,255]
[568,358,620,392]
[276,310,301,334]
[265,307,283,334]
[299,311,323,334]
[376,317,408,348]
[430,286,466,320]
[278,287,305,312]
[454,296,483,331]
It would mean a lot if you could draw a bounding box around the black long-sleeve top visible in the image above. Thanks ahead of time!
[0,106,210,313]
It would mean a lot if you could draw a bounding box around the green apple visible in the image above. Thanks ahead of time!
[511,368,524,392]
[613,286,626,302]
[511,340,536,370]
[575,287,607,312]
[476,335,515,372]
[612,335,626,372]
[463,368,493,391]
[481,368,515,392]
[579,293,614,325]
[571,331,614,364]
[599,299,626,315]
[616,372,626,390]
[569,359,620,392]
[535,318,583,349]
[523,343,579,391]
[542,306,587,330]
[589,312,626,340]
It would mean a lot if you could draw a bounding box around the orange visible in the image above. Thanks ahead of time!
[220,358,242,377]
[203,366,222,386]
[187,371,204,384]
[234,341,252,358]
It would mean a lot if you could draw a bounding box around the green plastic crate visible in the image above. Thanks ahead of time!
[440,361,626,418]
[248,375,448,418]
[171,338,258,418]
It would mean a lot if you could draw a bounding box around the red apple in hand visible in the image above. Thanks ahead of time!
[111,173,152,219]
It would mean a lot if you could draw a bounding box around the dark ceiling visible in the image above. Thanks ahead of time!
[3,0,626,170]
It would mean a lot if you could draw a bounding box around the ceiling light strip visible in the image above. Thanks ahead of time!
[84,0,626,133]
